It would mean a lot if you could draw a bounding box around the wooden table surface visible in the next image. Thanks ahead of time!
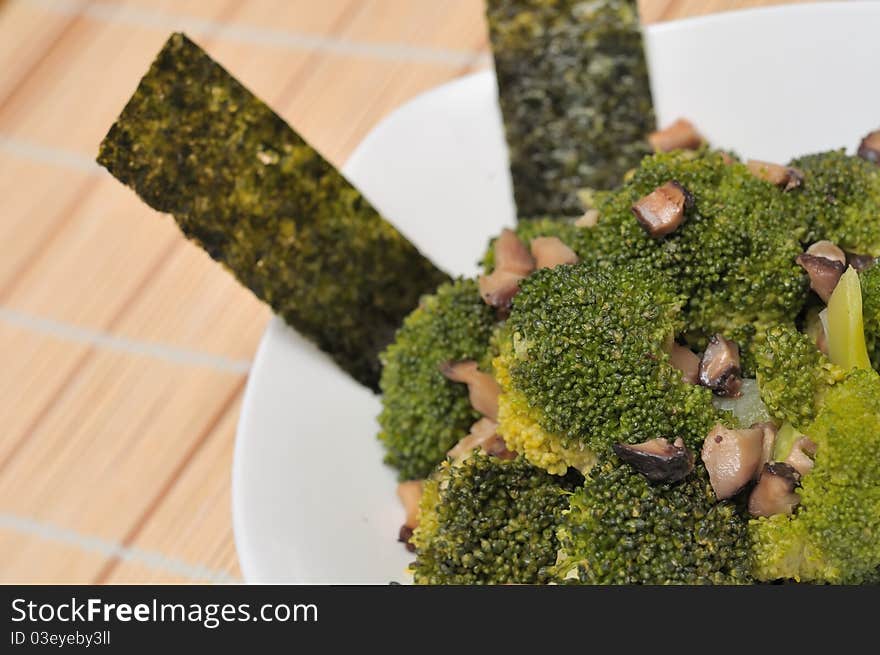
[0,0,824,583]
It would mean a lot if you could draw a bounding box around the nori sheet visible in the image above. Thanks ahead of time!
[487,0,655,217]
[97,33,449,391]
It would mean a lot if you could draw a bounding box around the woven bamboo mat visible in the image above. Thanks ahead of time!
[0,0,821,584]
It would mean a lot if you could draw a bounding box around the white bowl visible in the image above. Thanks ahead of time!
[233,2,880,583]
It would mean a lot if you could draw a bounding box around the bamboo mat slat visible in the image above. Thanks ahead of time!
[0,0,816,583]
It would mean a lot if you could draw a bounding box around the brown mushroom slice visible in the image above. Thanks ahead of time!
[484,434,517,460]
[847,252,876,272]
[857,129,880,165]
[806,240,846,265]
[613,437,694,483]
[440,360,501,420]
[667,342,700,384]
[494,228,534,276]
[531,236,579,270]
[785,436,818,477]
[478,268,524,313]
[748,463,801,517]
[631,181,693,238]
[746,160,804,191]
[397,480,423,551]
[796,253,845,303]
[699,335,742,397]
[701,424,765,499]
[575,209,600,228]
[648,118,704,153]
[447,417,514,461]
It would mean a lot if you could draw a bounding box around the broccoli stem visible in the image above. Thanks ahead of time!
[772,423,803,462]
[827,267,872,370]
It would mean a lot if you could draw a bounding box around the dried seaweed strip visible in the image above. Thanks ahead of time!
[487,0,655,217]
[97,33,449,391]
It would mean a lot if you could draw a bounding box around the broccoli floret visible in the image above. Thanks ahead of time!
[583,149,809,371]
[791,150,880,254]
[480,216,588,272]
[750,369,880,584]
[495,260,718,473]
[556,456,753,584]
[755,325,846,430]
[378,279,496,480]
[411,452,578,584]
[858,263,880,370]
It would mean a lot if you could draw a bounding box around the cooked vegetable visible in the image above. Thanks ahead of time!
[97,33,447,390]
[612,437,694,483]
[556,456,753,584]
[701,424,765,500]
[648,118,704,153]
[858,262,880,370]
[495,261,718,474]
[755,325,846,429]
[378,279,495,480]
[826,267,872,370]
[750,369,880,583]
[480,217,583,273]
[582,149,810,372]
[746,160,803,191]
[530,236,578,269]
[797,241,846,303]
[791,149,880,255]
[748,463,801,518]
[857,129,880,165]
[486,0,654,217]
[411,452,578,584]
[699,335,743,397]
[439,360,501,420]
[631,181,692,238]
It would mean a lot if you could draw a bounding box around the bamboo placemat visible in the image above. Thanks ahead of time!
[0,0,823,583]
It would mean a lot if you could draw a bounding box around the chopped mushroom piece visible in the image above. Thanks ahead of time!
[531,236,579,269]
[631,181,693,238]
[847,252,876,272]
[447,418,514,461]
[796,253,846,303]
[397,480,423,551]
[857,129,880,165]
[785,436,818,477]
[478,269,524,314]
[575,209,600,228]
[807,240,846,266]
[648,118,704,153]
[479,229,534,313]
[667,342,701,384]
[701,424,765,499]
[440,360,501,420]
[748,463,801,517]
[699,335,742,397]
[613,437,694,483]
[494,228,534,276]
[746,160,804,191]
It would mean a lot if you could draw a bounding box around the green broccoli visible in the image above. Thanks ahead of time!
[756,267,872,429]
[411,452,578,584]
[495,260,718,474]
[556,456,753,584]
[750,368,880,584]
[858,262,880,370]
[582,149,809,372]
[754,325,845,430]
[378,279,496,480]
[790,149,880,254]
